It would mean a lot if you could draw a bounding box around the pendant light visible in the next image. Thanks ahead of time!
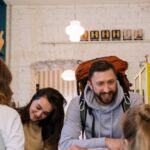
[65,0,85,42]
[61,69,75,81]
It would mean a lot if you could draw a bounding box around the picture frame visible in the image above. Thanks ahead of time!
[90,30,99,41]
[80,30,89,41]
[101,30,110,41]
[134,29,143,40]
[123,29,132,40]
[112,30,121,41]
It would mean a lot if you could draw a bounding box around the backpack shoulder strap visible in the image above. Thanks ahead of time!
[79,93,95,138]
[79,93,87,138]
[121,93,131,112]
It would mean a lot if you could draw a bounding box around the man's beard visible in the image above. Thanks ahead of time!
[94,91,116,105]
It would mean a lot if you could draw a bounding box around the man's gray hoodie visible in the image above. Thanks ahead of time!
[60,82,143,150]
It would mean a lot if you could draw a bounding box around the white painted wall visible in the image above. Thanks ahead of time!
[7,3,150,106]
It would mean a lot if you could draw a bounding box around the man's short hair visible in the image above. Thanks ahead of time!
[88,60,116,80]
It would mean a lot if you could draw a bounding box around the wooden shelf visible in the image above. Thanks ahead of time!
[40,40,150,45]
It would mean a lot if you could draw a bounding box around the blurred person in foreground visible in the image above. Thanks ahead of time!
[0,58,24,150]
[121,104,150,150]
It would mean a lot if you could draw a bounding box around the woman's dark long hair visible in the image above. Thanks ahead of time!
[18,87,66,148]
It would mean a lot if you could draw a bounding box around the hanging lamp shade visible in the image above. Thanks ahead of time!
[65,20,85,42]
[61,69,75,81]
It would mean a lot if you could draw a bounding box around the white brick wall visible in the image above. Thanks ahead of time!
[7,3,150,106]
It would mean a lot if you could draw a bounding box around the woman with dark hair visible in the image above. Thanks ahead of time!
[0,58,24,150]
[18,87,66,150]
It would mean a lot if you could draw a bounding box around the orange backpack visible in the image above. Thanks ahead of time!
[75,56,132,95]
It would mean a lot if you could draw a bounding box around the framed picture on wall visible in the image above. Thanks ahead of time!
[0,3,6,61]
[112,30,121,41]
[134,29,143,40]
[123,29,132,40]
[0,30,5,60]
[101,30,110,41]
[90,30,99,41]
[80,30,89,41]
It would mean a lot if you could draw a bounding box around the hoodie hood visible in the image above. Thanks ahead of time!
[84,81,124,112]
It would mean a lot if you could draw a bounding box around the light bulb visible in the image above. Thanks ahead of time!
[61,70,75,81]
[65,20,85,42]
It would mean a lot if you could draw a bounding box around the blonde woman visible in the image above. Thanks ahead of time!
[122,104,150,150]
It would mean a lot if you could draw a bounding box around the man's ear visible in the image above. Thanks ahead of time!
[87,80,93,90]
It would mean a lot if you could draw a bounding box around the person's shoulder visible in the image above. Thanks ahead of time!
[66,96,80,112]
[129,91,143,105]
[70,95,80,104]
[129,91,142,98]
[0,105,19,117]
